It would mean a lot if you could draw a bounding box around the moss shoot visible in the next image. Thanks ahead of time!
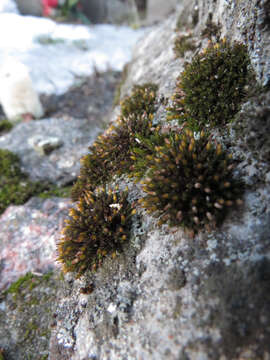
[58,186,135,277]
[139,129,243,232]
[167,39,251,130]
[72,83,158,201]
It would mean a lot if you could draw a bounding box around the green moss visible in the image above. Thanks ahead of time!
[1,271,56,359]
[0,349,5,360]
[38,185,72,199]
[58,186,135,277]
[0,149,45,214]
[0,120,13,135]
[139,129,243,232]
[167,39,251,131]
[173,34,196,58]
[72,83,158,201]
[5,271,53,297]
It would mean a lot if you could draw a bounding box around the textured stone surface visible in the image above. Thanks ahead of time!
[0,117,101,186]
[0,197,72,291]
[1,0,270,359]
[48,1,270,359]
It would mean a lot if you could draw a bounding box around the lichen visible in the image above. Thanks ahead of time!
[167,39,251,131]
[0,149,44,214]
[139,129,243,232]
[58,186,135,277]
[72,83,158,201]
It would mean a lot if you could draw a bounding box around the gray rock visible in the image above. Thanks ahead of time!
[0,197,72,291]
[28,135,63,155]
[48,1,270,359]
[146,0,178,24]
[0,117,101,186]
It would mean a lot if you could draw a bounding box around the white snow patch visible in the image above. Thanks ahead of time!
[0,0,18,14]
[0,13,145,95]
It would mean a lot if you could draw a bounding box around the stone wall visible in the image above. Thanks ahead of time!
[48,1,270,359]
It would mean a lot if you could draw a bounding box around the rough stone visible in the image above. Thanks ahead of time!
[1,0,270,359]
[0,117,101,186]
[0,197,72,291]
[47,1,270,359]
[28,135,63,155]
[146,0,179,24]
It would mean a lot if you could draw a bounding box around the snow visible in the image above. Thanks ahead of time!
[0,0,18,14]
[0,12,145,95]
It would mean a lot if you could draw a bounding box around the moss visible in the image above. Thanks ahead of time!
[167,39,251,131]
[0,149,45,214]
[139,129,243,232]
[58,186,135,277]
[72,83,158,200]
[0,120,13,135]
[173,34,196,58]
[0,349,5,360]
[38,185,72,199]
[1,271,56,359]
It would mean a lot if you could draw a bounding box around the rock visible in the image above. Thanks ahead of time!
[28,135,63,155]
[47,1,270,359]
[0,197,72,291]
[0,117,101,186]
[14,0,42,16]
[146,0,178,24]
[80,0,139,24]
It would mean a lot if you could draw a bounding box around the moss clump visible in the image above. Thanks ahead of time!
[0,149,44,214]
[173,34,196,58]
[167,39,251,130]
[0,120,13,135]
[120,83,158,119]
[139,129,243,231]
[58,186,135,277]
[72,83,158,200]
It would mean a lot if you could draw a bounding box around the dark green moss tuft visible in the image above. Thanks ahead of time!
[72,83,158,200]
[0,120,13,135]
[139,129,243,232]
[0,149,44,214]
[167,40,251,131]
[58,186,135,277]
[173,34,196,58]
[120,83,158,119]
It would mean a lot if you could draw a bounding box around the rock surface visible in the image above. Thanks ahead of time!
[0,117,101,186]
[0,197,72,291]
[48,1,270,359]
[1,0,270,359]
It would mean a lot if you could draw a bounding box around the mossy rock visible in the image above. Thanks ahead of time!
[167,39,252,131]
